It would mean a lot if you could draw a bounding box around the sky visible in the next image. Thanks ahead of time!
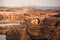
[0,0,60,7]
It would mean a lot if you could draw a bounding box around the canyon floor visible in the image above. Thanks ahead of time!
[0,7,60,40]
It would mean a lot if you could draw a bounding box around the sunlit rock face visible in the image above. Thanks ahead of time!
[0,35,6,40]
[0,7,60,40]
